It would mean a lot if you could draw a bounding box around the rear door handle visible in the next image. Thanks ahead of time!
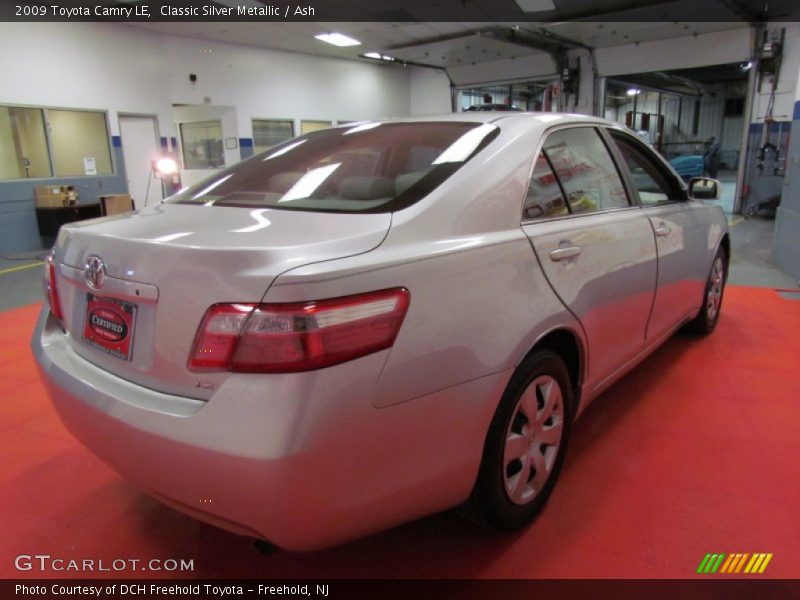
[549,246,582,261]
[654,222,672,237]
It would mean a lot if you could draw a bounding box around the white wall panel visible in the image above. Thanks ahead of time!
[409,68,452,115]
[0,22,415,141]
[596,28,752,77]
[446,53,556,86]
[0,22,173,136]
[163,35,412,136]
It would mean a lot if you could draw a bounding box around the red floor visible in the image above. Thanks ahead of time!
[1,287,798,579]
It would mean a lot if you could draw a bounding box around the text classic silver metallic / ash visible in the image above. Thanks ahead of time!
[33,113,728,550]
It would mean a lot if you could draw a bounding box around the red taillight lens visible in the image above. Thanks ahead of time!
[188,288,410,373]
[45,253,64,321]
[188,303,256,370]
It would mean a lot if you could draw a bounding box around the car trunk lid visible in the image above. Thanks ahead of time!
[53,203,390,399]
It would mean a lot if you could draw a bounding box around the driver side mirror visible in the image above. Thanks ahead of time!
[689,177,720,200]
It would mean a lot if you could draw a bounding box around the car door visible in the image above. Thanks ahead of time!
[605,129,711,341]
[521,126,658,390]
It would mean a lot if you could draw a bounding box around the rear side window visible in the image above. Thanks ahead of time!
[523,155,569,220]
[540,127,629,215]
[167,122,499,214]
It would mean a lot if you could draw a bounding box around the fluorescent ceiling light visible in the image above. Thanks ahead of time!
[344,122,381,135]
[363,52,395,62]
[149,232,193,243]
[280,163,342,202]
[192,174,233,200]
[514,0,556,12]
[433,124,497,165]
[232,209,272,233]
[626,88,641,96]
[263,139,306,161]
[315,33,361,47]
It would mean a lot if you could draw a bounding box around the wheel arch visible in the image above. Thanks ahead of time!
[518,326,585,419]
[719,233,731,276]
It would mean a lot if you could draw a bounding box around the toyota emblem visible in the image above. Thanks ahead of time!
[84,255,106,290]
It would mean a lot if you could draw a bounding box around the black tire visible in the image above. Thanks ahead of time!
[685,246,727,335]
[464,349,574,531]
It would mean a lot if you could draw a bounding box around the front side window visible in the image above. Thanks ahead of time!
[0,106,51,180]
[168,121,499,214]
[542,127,629,214]
[610,132,682,205]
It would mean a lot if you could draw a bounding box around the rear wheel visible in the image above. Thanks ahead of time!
[686,246,727,335]
[465,350,573,531]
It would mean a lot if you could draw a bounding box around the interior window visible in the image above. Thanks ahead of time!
[0,106,51,180]
[610,133,680,205]
[523,155,568,220]
[48,109,113,176]
[301,120,332,135]
[252,119,294,154]
[180,120,225,169]
[543,127,629,214]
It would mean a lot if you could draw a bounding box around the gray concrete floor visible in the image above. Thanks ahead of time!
[1,211,796,313]
[707,169,738,215]
[0,250,49,312]
[728,216,799,289]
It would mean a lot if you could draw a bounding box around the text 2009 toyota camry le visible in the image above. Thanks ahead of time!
[33,113,728,551]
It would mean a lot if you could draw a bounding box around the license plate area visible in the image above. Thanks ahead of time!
[82,293,137,361]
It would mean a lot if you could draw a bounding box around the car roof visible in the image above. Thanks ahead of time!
[331,112,610,131]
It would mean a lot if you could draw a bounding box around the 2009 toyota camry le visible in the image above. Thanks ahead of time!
[32,113,729,551]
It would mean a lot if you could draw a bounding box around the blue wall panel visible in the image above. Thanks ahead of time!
[239,137,254,160]
[0,146,128,254]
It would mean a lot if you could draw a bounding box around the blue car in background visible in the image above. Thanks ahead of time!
[670,155,704,181]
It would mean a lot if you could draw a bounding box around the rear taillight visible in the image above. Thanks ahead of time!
[44,252,64,321]
[188,288,410,373]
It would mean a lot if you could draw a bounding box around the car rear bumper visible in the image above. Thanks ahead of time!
[31,306,506,551]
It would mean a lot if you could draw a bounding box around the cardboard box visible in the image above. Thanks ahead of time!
[35,185,79,208]
[35,185,68,208]
[100,194,134,216]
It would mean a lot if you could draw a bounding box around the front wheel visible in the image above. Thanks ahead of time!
[686,247,727,335]
[464,350,573,531]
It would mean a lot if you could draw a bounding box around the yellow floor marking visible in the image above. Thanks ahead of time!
[0,262,42,276]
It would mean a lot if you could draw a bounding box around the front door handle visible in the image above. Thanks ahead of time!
[654,222,672,237]
[549,246,582,261]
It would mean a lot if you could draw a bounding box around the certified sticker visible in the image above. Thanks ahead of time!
[83,294,136,360]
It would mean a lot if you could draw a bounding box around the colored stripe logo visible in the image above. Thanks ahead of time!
[697,553,773,574]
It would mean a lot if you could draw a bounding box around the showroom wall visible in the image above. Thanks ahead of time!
[0,22,169,253]
[409,68,452,115]
[772,25,800,280]
[163,34,415,138]
[0,22,421,254]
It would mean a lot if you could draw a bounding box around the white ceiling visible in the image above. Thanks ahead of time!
[129,21,750,67]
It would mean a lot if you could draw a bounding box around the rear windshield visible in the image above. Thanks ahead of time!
[167,121,499,213]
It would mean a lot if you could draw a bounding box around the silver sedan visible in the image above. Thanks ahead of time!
[33,113,728,550]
